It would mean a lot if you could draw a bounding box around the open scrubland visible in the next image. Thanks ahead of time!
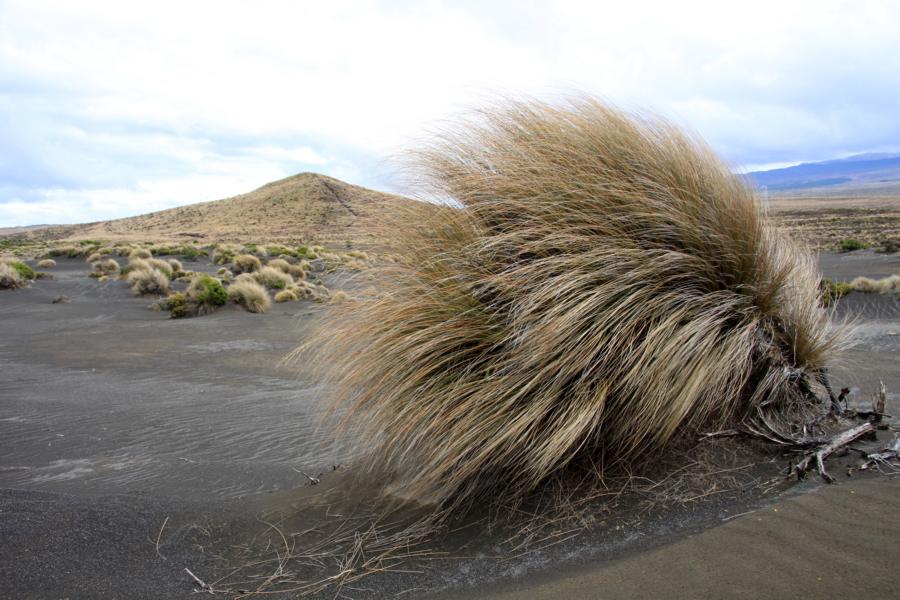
[2,130,899,597]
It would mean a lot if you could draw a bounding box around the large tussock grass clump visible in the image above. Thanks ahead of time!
[309,98,842,512]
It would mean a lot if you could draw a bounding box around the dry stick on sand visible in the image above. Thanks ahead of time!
[792,422,876,483]
[184,567,215,594]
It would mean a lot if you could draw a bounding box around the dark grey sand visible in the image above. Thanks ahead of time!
[1,253,898,599]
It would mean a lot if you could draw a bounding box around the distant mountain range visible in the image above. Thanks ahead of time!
[746,153,900,192]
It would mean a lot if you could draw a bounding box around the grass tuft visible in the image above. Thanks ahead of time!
[126,267,170,295]
[304,97,843,514]
[233,254,262,274]
[274,289,299,302]
[227,279,271,313]
[0,263,25,289]
[253,266,293,289]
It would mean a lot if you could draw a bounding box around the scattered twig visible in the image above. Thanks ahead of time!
[293,467,322,485]
[155,516,169,560]
[185,567,214,594]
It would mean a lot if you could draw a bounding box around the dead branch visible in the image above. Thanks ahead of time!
[792,422,876,483]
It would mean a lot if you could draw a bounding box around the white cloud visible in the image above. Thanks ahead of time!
[2,0,900,226]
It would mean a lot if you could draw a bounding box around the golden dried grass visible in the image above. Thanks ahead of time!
[305,97,843,514]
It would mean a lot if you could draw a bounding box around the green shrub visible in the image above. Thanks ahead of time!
[179,246,203,260]
[266,245,297,258]
[820,277,852,306]
[296,245,319,260]
[188,275,228,314]
[163,292,189,318]
[840,238,867,252]
[9,261,35,280]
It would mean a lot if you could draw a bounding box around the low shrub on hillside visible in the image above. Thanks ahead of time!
[840,238,867,252]
[266,245,296,258]
[37,259,56,269]
[227,280,271,313]
[129,248,152,260]
[85,252,102,263]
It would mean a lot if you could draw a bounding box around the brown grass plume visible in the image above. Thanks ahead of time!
[307,97,842,513]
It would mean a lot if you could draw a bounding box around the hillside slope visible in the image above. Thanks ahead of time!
[22,173,415,246]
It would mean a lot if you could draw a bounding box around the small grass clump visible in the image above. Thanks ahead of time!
[37,259,56,269]
[274,289,299,303]
[840,238,867,252]
[146,258,174,278]
[129,248,152,260]
[296,245,319,260]
[126,268,170,296]
[187,275,228,314]
[227,280,271,313]
[93,258,120,276]
[161,292,189,319]
[85,252,102,263]
[0,263,25,289]
[820,277,853,306]
[233,254,262,274]
[6,260,36,281]
[851,274,900,294]
[168,258,183,273]
[253,266,292,289]
[266,258,292,274]
[329,290,349,304]
[288,264,307,280]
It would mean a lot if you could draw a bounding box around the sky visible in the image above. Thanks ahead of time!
[2,0,900,227]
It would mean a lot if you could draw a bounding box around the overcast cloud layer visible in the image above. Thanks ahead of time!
[2,0,899,227]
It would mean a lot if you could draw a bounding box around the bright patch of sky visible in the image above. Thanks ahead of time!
[2,0,899,226]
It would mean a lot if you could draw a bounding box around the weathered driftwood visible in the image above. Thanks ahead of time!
[793,422,877,483]
[860,434,900,473]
